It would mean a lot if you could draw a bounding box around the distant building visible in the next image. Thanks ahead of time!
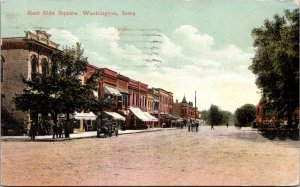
[147,87,174,127]
[173,95,200,123]
[1,30,59,134]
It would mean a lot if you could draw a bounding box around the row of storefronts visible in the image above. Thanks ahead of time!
[82,64,175,130]
[1,30,200,134]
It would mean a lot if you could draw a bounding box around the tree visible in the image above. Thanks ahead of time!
[249,9,299,126]
[14,43,99,135]
[207,105,224,126]
[221,110,233,125]
[234,104,256,127]
[200,110,208,122]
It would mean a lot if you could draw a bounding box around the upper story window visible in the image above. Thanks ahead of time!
[31,55,38,80]
[1,55,4,82]
[41,58,49,78]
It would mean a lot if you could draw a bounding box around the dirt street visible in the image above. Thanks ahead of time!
[1,126,299,186]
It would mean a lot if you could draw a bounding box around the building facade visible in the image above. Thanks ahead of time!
[157,88,173,114]
[173,96,200,123]
[128,78,148,111]
[1,30,59,134]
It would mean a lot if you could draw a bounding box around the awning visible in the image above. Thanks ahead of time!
[143,112,158,122]
[117,88,129,94]
[129,107,152,122]
[104,85,122,96]
[74,112,97,120]
[165,114,180,120]
[176,117,183,122]
[104,111,125,121]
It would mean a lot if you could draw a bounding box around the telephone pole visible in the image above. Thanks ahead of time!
[195,90,197,120]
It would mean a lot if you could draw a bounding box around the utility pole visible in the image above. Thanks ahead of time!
[195,90,197,120]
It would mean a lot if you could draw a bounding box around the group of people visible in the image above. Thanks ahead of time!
[28,119,71,141]
[51,119,70,139]
[187,120,200,132]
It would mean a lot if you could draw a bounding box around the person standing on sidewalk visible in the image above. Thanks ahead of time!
[51,120,58,139]
[227,123,229,128]
[30,122,37,141]
[64,121,70,138]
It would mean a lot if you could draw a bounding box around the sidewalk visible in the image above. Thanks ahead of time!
[1,128,177,142]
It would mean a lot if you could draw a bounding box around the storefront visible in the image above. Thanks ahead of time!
[128,106,158,128]
[74,112,97,133]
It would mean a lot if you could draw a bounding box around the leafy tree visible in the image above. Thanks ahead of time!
[249,9,299,126]
[207,105,224,126]
[221,110,233,125]
[234,104,256,127]
[14,43,100,134]
[200,110,208,121]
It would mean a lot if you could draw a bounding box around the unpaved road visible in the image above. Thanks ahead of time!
[1,126,299,186]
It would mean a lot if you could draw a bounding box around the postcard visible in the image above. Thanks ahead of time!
[1,0,299,186]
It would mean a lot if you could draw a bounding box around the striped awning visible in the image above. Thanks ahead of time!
[104,85,122,96]
[74,112,97,120]
[129,107,152,122]
[143,112,158,122]
[104,111,125,121]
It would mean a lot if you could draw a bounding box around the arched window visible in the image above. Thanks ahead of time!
[1,55,4,82]
[31,55,38,80]
[41,58,48,78]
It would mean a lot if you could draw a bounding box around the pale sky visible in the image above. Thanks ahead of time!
[1,0,298,112]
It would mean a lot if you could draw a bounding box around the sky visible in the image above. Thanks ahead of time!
[1,0,298,112]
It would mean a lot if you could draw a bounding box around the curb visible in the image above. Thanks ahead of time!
[1,128,178,142]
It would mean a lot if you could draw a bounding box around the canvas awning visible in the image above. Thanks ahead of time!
[143,112,158,122]
[129,107,152,122]
[165,114,180,120]
[104,85,122,96]
[104,111,125,121]
[74,112,97,120]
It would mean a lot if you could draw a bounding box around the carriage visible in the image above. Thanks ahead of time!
[97,121,119,137]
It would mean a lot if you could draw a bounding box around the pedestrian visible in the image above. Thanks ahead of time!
[195,121,199,132]
[191,122,195,132]
[211,123,215,130]
[30,122,37,141]
[187,122,191,132]
[64,121,70,138]
[226,123,229,128]
[51,120,58,139]
[57,120,63,138]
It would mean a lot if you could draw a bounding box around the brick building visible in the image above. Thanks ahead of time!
[84,65,131,112]
[173,95,200,123]
[128,78,147,111]
[1,30,59,134]
[147,87,174,126]
[157,88,173,114]
[147,93,154,113]
[148,88,160,115]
